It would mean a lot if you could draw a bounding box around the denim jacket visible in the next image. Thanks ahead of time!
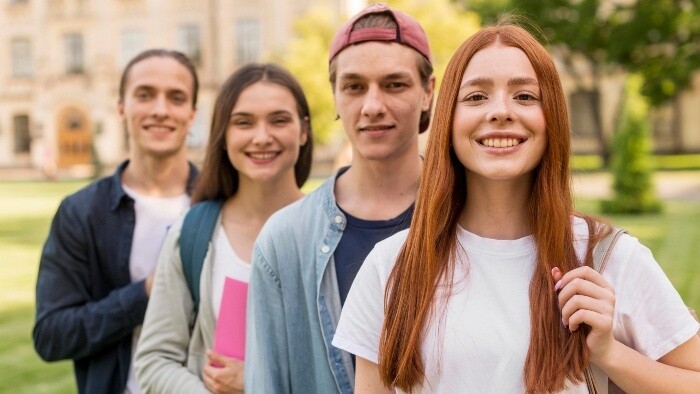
[33,160,198,394]
[246,171,354,394]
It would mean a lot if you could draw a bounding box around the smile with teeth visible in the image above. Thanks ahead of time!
[479,138,523,148]
[247,152,278,160]
[145,125,174,132]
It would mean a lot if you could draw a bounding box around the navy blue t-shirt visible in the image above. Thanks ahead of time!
[334,204,414,306]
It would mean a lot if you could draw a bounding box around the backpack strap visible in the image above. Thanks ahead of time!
[592,227,627,274]
[180,199,224,314]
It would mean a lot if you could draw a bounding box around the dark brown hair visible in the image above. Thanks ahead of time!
[191,63,313,203]
[378,23,609,392]
[118,48,199,107]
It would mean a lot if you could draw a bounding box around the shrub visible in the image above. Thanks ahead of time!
[601,75,662,214]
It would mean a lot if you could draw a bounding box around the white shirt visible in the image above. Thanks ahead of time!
[333,216,699,393]
[122,184,189,394]
[211,223,251,318]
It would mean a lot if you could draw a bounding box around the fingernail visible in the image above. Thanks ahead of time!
[554,279,563,292]
[562,318,568,328]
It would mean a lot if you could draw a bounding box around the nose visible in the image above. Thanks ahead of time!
[488,94,513,123]
[252,123,273,145]
[361,85,386,120]
[151,95,169,119]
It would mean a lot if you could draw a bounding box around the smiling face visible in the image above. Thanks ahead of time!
[451,43,547,183]
[333,41,433,163]
[225,81,307,186]
[118,56,196,159]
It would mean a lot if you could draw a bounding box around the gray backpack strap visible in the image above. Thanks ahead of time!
[592,227,627,274]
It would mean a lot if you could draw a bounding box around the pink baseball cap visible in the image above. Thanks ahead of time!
[329,3,432,64]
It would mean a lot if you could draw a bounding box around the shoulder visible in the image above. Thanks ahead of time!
[362,229,410,278]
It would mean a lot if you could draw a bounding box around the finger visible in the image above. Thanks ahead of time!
[560,294,614,325]
[559,266,613,292]
[551,267,563,291]
[557,277,614,309]
[568,308,613,332]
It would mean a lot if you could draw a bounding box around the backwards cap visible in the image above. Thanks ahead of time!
[329,3,432,64]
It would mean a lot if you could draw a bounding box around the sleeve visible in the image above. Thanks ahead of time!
[134,221,209,394]
[32,198,149,361]
[244,242,291,393]
[610,236,700,361]
[332,246,387,364]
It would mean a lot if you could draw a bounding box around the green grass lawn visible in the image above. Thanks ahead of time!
[0,177,698,393]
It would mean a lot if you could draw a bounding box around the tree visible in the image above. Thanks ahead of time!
[281,0,481,146]
[601,75,661,214]
[458,0,700,162]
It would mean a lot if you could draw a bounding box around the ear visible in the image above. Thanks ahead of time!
[117,100,125,119]
[422,75,436,112]
[299,116,309,146]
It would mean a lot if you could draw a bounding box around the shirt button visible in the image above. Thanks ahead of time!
[321,245,330,253]
[334,215,343,224]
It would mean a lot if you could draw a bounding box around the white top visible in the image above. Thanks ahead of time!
[211,223,251,318]
[333,216,699,393]
[122,184,190,394]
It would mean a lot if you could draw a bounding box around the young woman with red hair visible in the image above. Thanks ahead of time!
[332,23,700,393]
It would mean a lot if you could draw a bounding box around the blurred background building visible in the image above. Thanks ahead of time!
[0,0,361,176]
[0,0,698,177]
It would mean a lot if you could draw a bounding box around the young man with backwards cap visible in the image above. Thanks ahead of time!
[245,3,434,393]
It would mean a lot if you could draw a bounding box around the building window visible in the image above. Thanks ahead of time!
[120,28,144,67]
[64,33,84,74]
[236,19,261,64]
[13,114,31,153]
[11,38,32,77]
[177,25,201,66]
[569,90,600,138]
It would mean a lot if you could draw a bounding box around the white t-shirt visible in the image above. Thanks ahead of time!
[122,184,189,394]
[211,223,251,318]
[333,216,699,393]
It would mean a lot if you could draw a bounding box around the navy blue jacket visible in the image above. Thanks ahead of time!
[33,161,198,394]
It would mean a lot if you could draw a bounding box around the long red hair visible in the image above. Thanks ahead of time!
[378,23,608,392]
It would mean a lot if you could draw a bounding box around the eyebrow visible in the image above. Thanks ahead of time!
[338,71,413,81]
[230,109,293,118]
[460,76,539,90]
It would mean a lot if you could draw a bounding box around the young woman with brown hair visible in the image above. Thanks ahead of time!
[134,63,312,393]
[333,23,700,393]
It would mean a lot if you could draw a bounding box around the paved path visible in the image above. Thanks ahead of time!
[573,171,700,202]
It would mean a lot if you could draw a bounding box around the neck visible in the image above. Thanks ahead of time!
[122,150,190,197]
[224,173,303,225]
[459,174,533,240]
[335,151,422,220]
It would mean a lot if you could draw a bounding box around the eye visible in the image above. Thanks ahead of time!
[386,81,408,90]
[134,90,151,100]
[514,92,539,101]
[461,92,487,102]
[230,118,252,127]
[271,116,292,126]
[343,83,364,93]
[170,93,188,104]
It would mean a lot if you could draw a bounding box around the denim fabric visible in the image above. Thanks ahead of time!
[246,170,354,394]
[33,161,198,394]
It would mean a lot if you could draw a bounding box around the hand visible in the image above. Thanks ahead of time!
[552,266,616,363]
[145,273,155,296]
[202,349,244,394]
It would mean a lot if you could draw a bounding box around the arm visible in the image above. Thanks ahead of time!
[355,356,394,394]
[33,198,149,361]
[134,223,209,394]
[554,266,700,393]
[244,243,290,393]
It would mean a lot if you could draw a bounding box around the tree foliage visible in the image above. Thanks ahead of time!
[281,0,480,145]
[460,0,700,106]
[602,75,661,214]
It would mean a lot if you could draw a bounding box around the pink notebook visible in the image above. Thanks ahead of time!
[213,277,248,360]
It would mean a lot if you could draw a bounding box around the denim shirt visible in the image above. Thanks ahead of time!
[246,170,354,394]
[33,160,198,394]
